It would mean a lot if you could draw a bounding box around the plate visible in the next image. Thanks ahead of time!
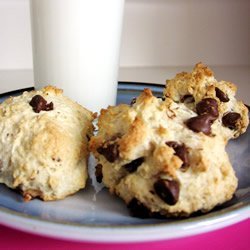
[0,82,249,243]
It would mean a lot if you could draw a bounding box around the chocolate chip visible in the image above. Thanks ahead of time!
[196,98,219,117]
[123,157,144,173]
[157,96,166,101]
[86,134,91,141]
[95,164,103,183]
[165,141,179,149]
[154,179,179,205]
[130,98,137,106]
[29,95,54,113]
[29,95,46,112]
[222,112,241,130]
[166,141,189,168]
[127,198,164,219]
[181,95,195,103]
[186,114,216,135]
[45,101,54,111]
[97,142,119,163]
[127,198,152,218]
[215,87,229,102]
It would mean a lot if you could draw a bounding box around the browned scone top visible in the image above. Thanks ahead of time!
[0,86,95,201]
[90,75,249,217]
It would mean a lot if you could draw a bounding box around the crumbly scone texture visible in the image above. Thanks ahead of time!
[164,63,249,139]
[0,86,94,201]
[90,78,248,217]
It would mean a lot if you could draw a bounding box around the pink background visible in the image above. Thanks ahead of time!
[0,219,249,250]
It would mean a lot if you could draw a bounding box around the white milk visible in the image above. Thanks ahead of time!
[30,0,124,112]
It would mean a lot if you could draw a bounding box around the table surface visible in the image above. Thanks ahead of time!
[0,68,249,249]
[0,219,249,250]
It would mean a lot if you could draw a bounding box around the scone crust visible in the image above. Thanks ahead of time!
[0,86,94,201]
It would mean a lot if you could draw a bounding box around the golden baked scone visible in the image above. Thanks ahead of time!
[164,63,249,139]
[0,86,94,201]
[90,65,249,218]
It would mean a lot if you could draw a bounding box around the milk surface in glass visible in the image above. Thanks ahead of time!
[30,0,124,112]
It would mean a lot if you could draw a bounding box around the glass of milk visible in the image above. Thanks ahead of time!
[29,0,124,112]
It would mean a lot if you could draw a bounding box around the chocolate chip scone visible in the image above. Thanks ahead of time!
[164,63,249,139]
[0,86,94,201]
[90,83,248,218]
